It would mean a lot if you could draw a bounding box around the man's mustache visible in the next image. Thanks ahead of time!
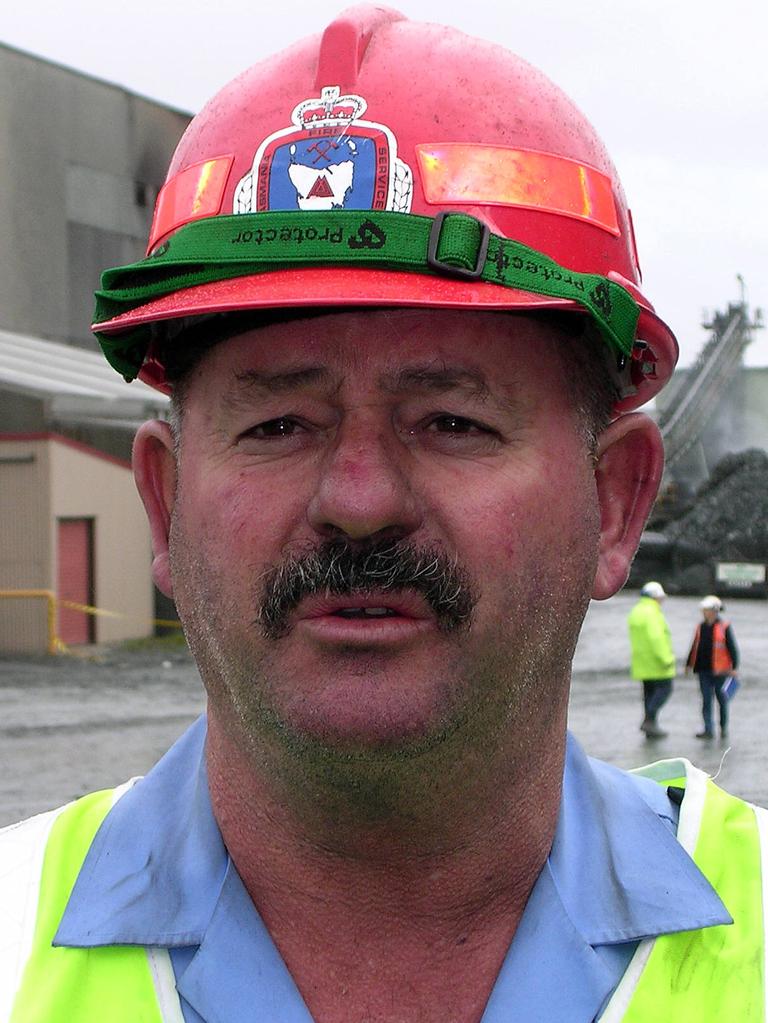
[257,539,477,639]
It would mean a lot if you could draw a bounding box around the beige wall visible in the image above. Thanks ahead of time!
[0,439,51,651]
[0,434,154,651]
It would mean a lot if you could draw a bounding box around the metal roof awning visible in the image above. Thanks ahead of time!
[0,328,168,429]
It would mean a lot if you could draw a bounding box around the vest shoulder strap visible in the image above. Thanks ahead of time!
[4,782,181,1023]
[600,760,767,1021]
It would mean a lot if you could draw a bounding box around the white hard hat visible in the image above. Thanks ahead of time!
[641,581,666,599]
[700,595,723,611]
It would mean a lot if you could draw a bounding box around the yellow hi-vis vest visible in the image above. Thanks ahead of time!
[2,760,767,1022]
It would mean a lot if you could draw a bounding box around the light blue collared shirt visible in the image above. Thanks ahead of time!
[56,718,729,1022]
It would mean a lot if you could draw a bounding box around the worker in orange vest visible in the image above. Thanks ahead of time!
[686,595,739,740]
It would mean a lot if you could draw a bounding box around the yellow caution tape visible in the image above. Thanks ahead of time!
[58,599,122,618]
[0,589,184,635]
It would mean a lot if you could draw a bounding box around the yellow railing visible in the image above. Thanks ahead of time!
[0,589,182,655]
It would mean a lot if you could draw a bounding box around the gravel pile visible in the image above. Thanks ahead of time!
[665,449,768,561]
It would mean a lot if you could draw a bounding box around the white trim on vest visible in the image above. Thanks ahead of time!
[0,804,69,1022]
[597,758,709,1022]
[147,948,186,1023]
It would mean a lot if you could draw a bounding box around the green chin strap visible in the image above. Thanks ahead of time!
[92,210,640,381]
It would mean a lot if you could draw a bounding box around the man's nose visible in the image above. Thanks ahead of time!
[306,423,423,542]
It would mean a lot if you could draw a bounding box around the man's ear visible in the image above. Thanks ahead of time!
[592,412,664,600]
[133,420,177,599]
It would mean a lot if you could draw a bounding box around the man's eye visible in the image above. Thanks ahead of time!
[249,417,299,438]
[428,415,489,435]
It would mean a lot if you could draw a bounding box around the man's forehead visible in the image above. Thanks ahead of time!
[193,308,562,392]
[225,362,494,401]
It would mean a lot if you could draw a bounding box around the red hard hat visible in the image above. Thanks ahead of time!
[92,5,677,410]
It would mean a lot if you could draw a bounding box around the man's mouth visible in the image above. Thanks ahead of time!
[332,607,399,619]
[299,593,428,622]
[290,594,432,647]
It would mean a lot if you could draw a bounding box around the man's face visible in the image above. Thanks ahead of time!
[139,309,644,760]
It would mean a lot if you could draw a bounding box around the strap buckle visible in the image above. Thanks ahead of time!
[427,212,490,281]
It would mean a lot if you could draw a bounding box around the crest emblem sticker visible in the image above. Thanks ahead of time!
[234,86,413,214]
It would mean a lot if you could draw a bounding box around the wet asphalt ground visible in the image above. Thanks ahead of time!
[1,592,766,826]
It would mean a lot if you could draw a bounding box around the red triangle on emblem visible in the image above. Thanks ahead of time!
[307,175,334,198]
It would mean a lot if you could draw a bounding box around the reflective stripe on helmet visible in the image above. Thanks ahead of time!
[148,155,234,254]
[416,145,620,235]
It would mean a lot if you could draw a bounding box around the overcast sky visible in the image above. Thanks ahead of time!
[3,0,766,366]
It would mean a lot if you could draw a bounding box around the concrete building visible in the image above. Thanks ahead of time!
[0,44,190,649]
[0,43,189,358]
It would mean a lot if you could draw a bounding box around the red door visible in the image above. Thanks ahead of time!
[57,518,94,645]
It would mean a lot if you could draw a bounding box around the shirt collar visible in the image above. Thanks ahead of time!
[56,716,226,948]
[550,733,729,944]
[56,719,729,954]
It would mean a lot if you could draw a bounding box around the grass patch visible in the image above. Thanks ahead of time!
[120,631,188,652]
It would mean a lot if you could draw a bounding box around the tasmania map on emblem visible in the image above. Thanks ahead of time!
[233,86,413,214]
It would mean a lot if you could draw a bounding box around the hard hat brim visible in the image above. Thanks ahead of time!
[93,266,676,409]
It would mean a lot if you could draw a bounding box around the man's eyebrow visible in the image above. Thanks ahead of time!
[379,365,491,400]
[226,366,331,401]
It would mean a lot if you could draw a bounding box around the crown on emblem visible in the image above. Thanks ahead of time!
[291,86,367,129]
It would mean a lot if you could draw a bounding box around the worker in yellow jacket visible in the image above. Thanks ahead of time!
[627,582,676,737]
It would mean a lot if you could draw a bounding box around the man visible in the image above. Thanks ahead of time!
[3,9,766,1021]
[686,595,740,740]
[627,581,676,738]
